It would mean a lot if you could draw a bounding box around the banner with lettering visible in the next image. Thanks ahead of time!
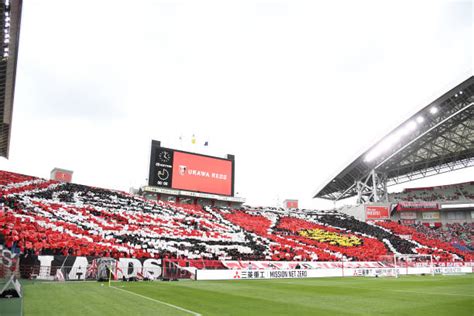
[400,212,417,220]
[19,255,162,281]
[365,205,390,219]
[422,212,440,220]
[397,202,439,211]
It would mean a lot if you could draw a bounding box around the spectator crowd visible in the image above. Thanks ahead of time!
[1,170,472,263]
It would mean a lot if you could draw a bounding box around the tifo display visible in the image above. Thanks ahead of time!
[0,169,472,284]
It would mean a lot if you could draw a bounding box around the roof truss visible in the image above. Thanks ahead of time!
[314,76,474,201]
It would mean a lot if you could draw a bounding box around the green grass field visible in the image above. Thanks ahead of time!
[16,275,474,316]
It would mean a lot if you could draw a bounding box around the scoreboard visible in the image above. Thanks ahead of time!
[148,141,234,196]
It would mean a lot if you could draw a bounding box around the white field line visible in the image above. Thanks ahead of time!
[110,285,202,316]
[278,282,474,298]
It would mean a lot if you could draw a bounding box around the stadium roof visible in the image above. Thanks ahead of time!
[0,0,22,158]
[314,76,474,201]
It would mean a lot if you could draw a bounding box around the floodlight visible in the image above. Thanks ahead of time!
[429,107,438,114]
[416,116,424,124]
[399,121,416,136]
[364,150,378,162]
[380,133,399,151]
[407,121,417,131]
[379,140,391,151]
[394,129,405,139]
[364,154,374,162]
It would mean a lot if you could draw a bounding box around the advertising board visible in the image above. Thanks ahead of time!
[400,212,417,220]
[422,212,440,220]
[365,205,390,219]
[195,267,472,280]
[397,202,439,211]
[149,142,234,196]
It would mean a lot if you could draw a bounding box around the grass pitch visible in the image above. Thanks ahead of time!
[20,275,474,316]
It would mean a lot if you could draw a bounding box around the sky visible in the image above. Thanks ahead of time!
[0,0,473,209]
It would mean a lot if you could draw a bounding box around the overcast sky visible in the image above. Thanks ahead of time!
[0,0,472,209]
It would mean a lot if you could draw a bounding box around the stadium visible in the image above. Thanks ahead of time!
[1,1,473,316]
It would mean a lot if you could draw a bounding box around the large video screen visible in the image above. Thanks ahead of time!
[149,144,234,196]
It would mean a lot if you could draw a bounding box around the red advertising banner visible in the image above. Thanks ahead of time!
[171,151,233,196]
[365,205,390,219]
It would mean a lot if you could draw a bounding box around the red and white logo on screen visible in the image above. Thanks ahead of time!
[178,165,187,176]
[172,151,232,196]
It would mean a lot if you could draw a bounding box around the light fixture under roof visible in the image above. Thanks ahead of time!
[365,119,421,163]
[429,106,438,114]
[364,148,380,163]
[401,121,417,135]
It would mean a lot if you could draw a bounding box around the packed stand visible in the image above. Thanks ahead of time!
[376,221,473,261]
[1,170,472,263]
[389,182,474,202]
[413,222,473,251]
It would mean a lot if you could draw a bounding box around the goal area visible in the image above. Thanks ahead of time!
[378,254,434,277]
